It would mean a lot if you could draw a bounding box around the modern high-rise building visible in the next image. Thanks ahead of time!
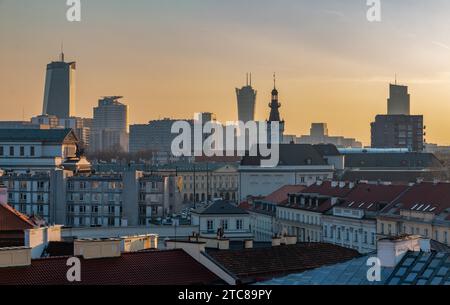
[371,83,424,152]
[91,96,129,152]
[387,83,410,115]
[42,52,76,119]
[371,115,424,152]
[236,74,257,123]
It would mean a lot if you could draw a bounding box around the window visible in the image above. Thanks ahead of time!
[207,220,214,231]
[79,206,86,213]
[0,146,3,156]
[220,219,228,230]
[9,146,14,156]
[236,219,243,230]
[324,226,328,238]
[364,231,368,244]
[20,146,24,156]
[381,223,385,234]
[354,232,358,243]
[371,232,375,245]
[93,206,99,213]
[30,146,35,156]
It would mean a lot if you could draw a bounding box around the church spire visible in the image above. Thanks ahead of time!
[268,73,281,122]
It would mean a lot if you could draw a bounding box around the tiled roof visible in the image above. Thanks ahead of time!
[383,182,450,216]
[257,255,394,285]
[0,203,36,231]
[301,181,354,197]
[241,144,328,166]
[193,200,248,215]
[263,185,306,204]
[0,129,77,143]
[0,249,222,285]
[207,243,360,283]
[337,184,409,212]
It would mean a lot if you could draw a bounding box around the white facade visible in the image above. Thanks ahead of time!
[277,206,323,242]
[239,166,334,201]
[322,207,377,254]
[191,212,252,240]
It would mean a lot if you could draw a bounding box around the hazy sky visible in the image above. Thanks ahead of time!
[1,0,450,145]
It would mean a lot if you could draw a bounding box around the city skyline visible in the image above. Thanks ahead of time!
[2,1,450,146]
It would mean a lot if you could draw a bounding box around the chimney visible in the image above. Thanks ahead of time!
[419,238,431,253]
[74,238,121,260]
[244,239,254,249]
[377,235,421,267]
[272,236,282,247]
[0,186,7,205]
[121,234,159,252]
[0,247,31,268]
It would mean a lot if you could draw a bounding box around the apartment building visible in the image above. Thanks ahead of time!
[378,182,450,246]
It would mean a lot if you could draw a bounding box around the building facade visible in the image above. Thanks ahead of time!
[239,144,335,201]
[371,115,424,152]
[191,200,252,240]
[91,96,129,152]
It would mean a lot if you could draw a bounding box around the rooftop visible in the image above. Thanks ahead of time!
[0,249,222,285]
[0,129,77,144]
[206,243,360,283]
[240,144,329,167]
[192,200,248,215]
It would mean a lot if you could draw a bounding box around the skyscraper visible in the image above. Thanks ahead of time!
[236,74,257,123]
[387,83,410,115]
[42,52,76,119]
[91,96,129,152]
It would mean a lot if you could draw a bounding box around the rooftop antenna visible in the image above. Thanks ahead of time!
[246,73,249,86]
[250,73,252,86]
[273,72,276,89]
[395,73,397,85]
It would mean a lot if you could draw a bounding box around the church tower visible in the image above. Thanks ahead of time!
[267,74,285,143]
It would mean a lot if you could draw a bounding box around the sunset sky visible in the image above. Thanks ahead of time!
[1,0,450,145]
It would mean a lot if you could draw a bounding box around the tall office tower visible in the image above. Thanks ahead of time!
[310,123,329,138]
[387,83,410,115]
[91,96,129,152]
[42,52,76,119]
[371,115,424,152]
[267,74,285,143]
[236,74,257,123]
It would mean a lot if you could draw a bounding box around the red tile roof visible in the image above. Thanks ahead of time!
[0,249,222,285]
[387,182,450,215]
[0,203,36,231]
[238,201,252,211]
[264,185,306,204]
[338,184,409,211]
[207,243,359,283]
[301,181,354,197]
